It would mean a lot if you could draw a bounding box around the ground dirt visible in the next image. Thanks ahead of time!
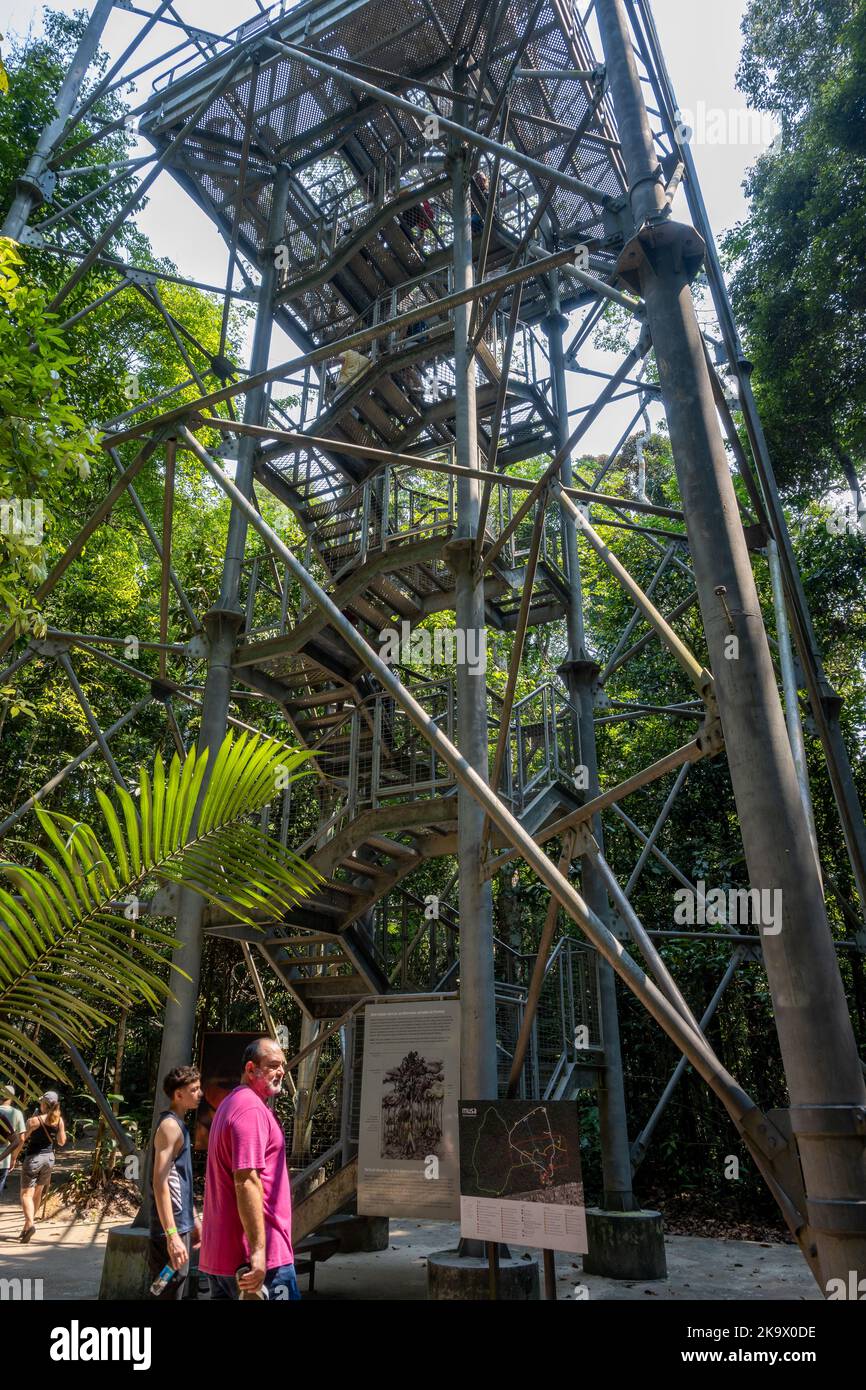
[643,1188,793,1244]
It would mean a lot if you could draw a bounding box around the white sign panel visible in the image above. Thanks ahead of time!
[357,1000,461,1220]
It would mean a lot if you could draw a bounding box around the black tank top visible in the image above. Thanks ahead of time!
[149,1111,195,1236]
[24,1117,59,1156]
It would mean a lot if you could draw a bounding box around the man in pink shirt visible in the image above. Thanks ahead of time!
[200,1037,300,1301]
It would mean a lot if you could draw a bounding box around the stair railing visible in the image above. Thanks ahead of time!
[501,681,582,813]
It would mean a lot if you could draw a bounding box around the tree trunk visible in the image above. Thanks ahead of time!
[836,445,865,523]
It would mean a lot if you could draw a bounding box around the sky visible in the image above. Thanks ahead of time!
[4,0,776,453]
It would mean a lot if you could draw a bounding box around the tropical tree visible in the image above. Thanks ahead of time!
[725,0,866,517]
[0,235,100,636]
[0,731,320,1091]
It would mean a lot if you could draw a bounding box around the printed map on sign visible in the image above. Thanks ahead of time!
[467,1104,569,1198]
[459,1100,587,1252]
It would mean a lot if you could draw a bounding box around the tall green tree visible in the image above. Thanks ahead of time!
[725,0,866,519]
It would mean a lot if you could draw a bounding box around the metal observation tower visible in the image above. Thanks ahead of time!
[3,0,865,1292]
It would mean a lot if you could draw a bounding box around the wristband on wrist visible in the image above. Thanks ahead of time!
[165,1225,178,1237]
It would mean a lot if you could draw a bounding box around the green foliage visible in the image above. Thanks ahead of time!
[0,237,100,634]
[736,0,856,134]
[725,0,866,512]
[0,10,252,640]
[0,731,320,1092]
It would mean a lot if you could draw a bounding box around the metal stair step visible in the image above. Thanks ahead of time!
[363,834,418,860]
[338,856,390,878]
[295,899,346,917]
[271,956,349,969]
[294,972,366,987]
[278,934,342,947]
[297,711,350,729]
[323,879,367,897]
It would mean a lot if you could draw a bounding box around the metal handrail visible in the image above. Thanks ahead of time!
[152,0,290,91]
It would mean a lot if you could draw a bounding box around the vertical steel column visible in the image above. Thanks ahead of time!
[544,282,636,1211]
[767,539,820,872]
[597,0,866,1283]
[291,1015,320,1164]
[447,62,498,1101]
[153,167,292,1081]
[2,0,116,241]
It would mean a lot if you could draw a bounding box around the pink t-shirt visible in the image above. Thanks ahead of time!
[199,1085,294,1276]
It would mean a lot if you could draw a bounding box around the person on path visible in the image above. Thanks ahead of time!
[199,1037,299,1301]
[0,1084,25,1197]
[19,1090,65,1241]
[149,1064,202,1300]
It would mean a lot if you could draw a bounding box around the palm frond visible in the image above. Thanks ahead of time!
[0,732,320,1090]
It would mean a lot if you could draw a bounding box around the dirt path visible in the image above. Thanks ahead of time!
[0,1187,128,1300]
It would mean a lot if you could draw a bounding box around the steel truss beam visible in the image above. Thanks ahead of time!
[102,245,583,445]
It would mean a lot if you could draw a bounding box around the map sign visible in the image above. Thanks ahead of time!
[458,1100,588,1253]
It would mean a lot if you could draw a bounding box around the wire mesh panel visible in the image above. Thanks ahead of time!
[496,939,602,1099]
[495,988,527,1098]
[372,680,454,802]
[536,938,603,1095]
[309,1042,346,1161]
[506,683,581,812]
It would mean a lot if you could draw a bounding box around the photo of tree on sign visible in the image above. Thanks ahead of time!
[380,1052,445,1160]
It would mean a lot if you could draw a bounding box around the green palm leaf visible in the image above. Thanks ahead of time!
[0,731,320,1091]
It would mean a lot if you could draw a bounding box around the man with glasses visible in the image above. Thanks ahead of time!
[199,1037,300,1301]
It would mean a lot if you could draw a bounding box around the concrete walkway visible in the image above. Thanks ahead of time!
[0,1191,128,1301]
[0,1190,818,1301]
[306,1219,820,1301]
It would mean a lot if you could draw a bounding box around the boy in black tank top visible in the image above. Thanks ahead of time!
[149,1065,202,1300]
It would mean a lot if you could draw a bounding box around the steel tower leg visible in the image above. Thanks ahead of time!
[767,538,820,873]
[153,167,292,1083]
[597,0,866,1286]
[545,284,636,1212]
[447,66,498,1104]
[2,0,115,241]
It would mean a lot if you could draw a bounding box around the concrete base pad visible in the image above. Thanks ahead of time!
[427,1248,540,1300]
[582,1208,667,1281]
[322,1213,389,1253]
[98,1224,152,1300]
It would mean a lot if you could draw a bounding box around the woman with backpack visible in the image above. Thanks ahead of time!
[19,1090,66,1242]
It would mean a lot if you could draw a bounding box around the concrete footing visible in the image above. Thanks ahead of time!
[98,1224,151,1300]
[427,1248,540,1300]
[582,1208,667,1280]
[322,1213,389,1253]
